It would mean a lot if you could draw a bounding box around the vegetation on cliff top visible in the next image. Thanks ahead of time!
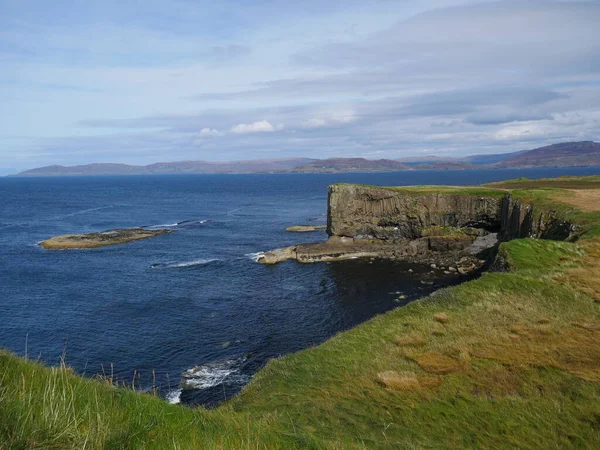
[333,182,507,197]
[2,176,600,449]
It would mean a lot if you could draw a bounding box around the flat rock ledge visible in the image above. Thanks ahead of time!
[285,225,327,232]
[39,228,172,249]
[258,236,485,273]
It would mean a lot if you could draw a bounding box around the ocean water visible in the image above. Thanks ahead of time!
[1,167,598,406]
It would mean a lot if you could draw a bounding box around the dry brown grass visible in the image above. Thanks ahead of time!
[550,189,600,212]
[433,313,449,324]
[558,238,600,302]
[571,322,600,331]
[411,352,461,374]
[376,371,421,390]
[395,334,427,347]
[472,326,600,382]
[470,365,528,398]
[376,371,443,390]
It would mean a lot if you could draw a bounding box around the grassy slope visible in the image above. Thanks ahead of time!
[2,177,600,449]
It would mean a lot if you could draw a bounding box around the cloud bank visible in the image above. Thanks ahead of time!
[1,0,599,169]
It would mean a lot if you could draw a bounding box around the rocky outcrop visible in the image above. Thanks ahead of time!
[327,185,503,240]
[259,184,578,266]
[500,195,578,241]
[327,185,578,242]
[39,228,172,249]
[285,225,327,232]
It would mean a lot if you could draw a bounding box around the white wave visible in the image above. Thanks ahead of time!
[166,388,182,404]
[145,220,208,230]
[245,252,265,262]
[47,205,115,220]
[175,219,209,228]
[147,223,179,228]
[226,207,244,216]
[151,258,219,269]
[180,357,248,390]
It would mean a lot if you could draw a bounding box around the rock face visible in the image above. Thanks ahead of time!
[328,185,578,242]
[327,185,503,240]
[259,184,578,265]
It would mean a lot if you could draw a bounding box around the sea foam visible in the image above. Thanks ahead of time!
[151,258,219,269]
[180,357,249,390]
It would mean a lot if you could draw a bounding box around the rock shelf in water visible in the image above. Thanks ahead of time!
[285,225,327,232]
[39,228,172,249]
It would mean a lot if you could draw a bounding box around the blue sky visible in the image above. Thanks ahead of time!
[1,0,599,172]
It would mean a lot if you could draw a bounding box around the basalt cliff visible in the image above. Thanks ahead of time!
[259,184,579,268]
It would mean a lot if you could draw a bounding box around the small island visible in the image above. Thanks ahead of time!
[285,225,327,232]
[39,228,172,249]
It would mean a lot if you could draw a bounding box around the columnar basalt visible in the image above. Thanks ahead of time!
[259,184,578,265]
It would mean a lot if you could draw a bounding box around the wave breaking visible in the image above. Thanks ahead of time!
[151,258,219,269]
[180,357,249,390]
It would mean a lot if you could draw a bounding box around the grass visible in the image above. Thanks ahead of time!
[2,176,600,448]
[421,226,478,237]
[333,182,507,197]
[486,175,600,190]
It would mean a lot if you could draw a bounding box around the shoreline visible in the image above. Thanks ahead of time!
[2,175,600,448]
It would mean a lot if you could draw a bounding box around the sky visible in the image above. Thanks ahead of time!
[1,0,599,172]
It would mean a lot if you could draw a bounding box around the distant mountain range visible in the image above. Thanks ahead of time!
[11,141,600,176]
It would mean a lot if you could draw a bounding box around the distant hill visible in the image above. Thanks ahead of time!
[287,158,410,173]
[13,158,317,177]
[496,141,600,168]
[11,141,600,176]
[463,151,528,165]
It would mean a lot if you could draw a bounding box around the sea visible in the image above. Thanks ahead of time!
[1,167,598,406]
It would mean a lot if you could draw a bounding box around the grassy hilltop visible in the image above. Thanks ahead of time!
[2,176,600,449]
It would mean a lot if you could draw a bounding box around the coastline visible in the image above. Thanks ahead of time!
[2,175,600,448]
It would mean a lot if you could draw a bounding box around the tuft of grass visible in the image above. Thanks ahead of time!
[433,312,449,323]
[410,352,461,374]
[395,333,427,347]
[376,371,421,390]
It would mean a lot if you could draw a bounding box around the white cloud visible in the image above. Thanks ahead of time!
[302,109,357,129]
[230,120,284,134]
[302,118,327,129]
[199,127,221,137]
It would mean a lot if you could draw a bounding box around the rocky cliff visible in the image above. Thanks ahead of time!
[327,185,503,240]
[259,184,578,265]
[327,184,578,242]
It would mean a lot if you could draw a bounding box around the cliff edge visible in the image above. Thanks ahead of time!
[259,184,579,266]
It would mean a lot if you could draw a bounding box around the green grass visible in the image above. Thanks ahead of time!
[3,176,600,449]
[421,225,479,237]
[0,353,313,449]
[486,176,600,190]
[333,183,507,197]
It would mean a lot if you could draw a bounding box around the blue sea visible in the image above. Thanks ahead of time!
[1,167,598,406]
